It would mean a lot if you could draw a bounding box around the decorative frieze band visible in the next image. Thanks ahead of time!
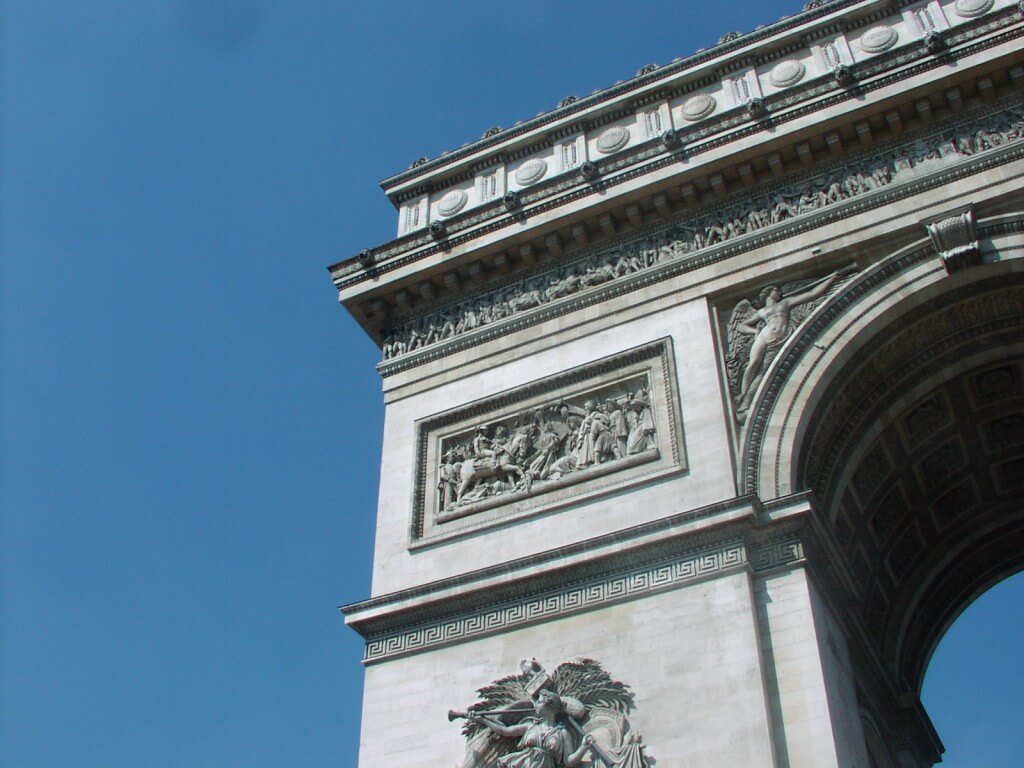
[380,98,1024,368]
[331,4,1022,292]
[359,536,805,664]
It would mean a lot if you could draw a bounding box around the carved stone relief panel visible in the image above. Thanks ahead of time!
[433,184,473,219]
[722,263,859,421]
[951,0,996,18]
[412,339,686,543]
[594,124,631,155]
[558,134,586,172]
[452,658,654,768]
[856,24,900,55]
[642,102,671,139]
[398,196,429,237]
[381,99,1024,363]
[676,91,718,123]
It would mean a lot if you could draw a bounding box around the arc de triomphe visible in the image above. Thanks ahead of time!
[330,1,1024,766]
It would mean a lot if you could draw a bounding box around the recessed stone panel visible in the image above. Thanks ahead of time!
[412,339,686,543]
[982,412,1024,450]
[971,364,1020,404]
[901,396,948,445]
[915,439,966,491]
[931,479,976,528]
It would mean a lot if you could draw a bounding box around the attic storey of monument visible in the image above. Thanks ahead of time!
[333,2,1024,767]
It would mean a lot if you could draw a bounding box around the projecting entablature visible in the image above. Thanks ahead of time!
[331,0,1024,370]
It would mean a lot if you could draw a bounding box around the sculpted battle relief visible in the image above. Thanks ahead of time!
[726,263,858,420]
[450,658,653,768]
[413,340,685,541]
[437,375,656,515]
[381,100,1024,361]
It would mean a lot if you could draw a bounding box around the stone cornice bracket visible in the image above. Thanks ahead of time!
[923,30,946,55]
[661,129,683,153]
[579,161,600,183]
[357,248,375,271]
[924,208,980,274]
[745,97,768,121]
[832,64,856,88]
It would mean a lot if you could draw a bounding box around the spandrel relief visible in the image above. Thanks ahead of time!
[413,340,685,542]
[725,263,858,421]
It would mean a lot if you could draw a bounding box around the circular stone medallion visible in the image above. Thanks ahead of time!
[596,125,630,154]
[681,93,717,122]
[954,0,994,17]
[437,189,468,218]
[859,26,898,54]
[514,158,548,186]
[769,60,806,88]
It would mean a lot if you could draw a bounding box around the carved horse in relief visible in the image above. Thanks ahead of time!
[455,426,531,503]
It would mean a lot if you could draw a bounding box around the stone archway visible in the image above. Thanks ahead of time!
[742,214,1024,763]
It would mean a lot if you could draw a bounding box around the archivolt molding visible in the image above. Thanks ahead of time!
[740,216,1024,499]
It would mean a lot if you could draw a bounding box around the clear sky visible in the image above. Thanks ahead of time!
[1,2,1020,767]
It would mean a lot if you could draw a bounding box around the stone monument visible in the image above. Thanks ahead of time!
[331,1,1024,765]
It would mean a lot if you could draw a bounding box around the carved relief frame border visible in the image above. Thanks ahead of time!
[409,338,687,546]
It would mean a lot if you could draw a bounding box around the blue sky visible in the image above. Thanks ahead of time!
[1,2,1020,766]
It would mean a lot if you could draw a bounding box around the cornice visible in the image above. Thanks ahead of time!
[330,12,1024,315]
[342,498,829,665]
[374,96,1024,376]
[344,494,763,625]
[378,0,870,194]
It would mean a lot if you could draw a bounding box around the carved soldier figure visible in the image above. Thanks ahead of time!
[626,390,656,455]
[570,400,603,466]
[472,425,494,465]
[590,412,615,464]
[438,447,461,511]
[603,400,628,459]
[469,691,595,768]
[528,422,563,480]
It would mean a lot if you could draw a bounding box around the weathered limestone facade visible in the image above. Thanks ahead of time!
[333,1,1024,766]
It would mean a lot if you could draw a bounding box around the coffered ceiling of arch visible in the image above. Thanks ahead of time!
[793,275,1024,689]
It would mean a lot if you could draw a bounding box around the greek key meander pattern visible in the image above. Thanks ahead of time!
[379,96,1024,371]
[362,538,804,662]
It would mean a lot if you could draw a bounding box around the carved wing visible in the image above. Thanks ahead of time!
[550,658,635,714]
[725,298,757,396]
[461,671,535,744]
[458,731,506,768]
[781,264,857,329]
